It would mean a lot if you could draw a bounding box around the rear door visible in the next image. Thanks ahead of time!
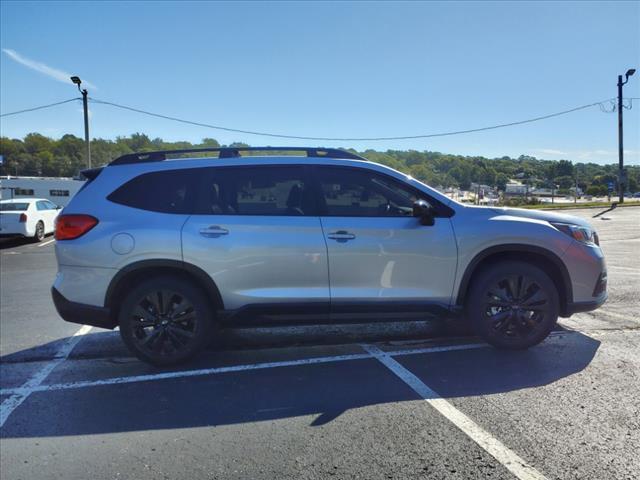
[43,200,60,232]
[313,165,458,313]
[181,164,330,317]
[36,200,57,232]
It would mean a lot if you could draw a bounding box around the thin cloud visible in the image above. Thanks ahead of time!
[2,48,97,90]
[532,148,640,162]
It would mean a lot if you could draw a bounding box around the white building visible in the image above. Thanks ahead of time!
[0,176,85,207]
[505,181,528,196]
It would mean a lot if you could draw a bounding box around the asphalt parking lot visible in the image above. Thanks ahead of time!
[1,207,639,480]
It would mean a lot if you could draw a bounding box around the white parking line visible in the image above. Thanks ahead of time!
[0,325,92,428]
[0,333,571,424]
[362,344,548,480]
[0,336,570,398]
[37,239,56,247]
[600,310,636,320]
[607,265,639,272]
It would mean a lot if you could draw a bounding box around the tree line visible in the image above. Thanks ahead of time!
[1,132,638,195]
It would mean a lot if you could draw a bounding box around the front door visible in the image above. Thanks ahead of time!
[313,166,457,314]
[181,164,330,318]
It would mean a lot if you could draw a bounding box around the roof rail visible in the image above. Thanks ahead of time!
[109,147,366,166]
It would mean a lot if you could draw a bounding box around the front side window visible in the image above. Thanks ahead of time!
[108,169,196,214]
[197,166,314,216]
[316,167,427,217]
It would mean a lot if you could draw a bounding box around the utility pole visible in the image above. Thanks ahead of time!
[70,76,91,169]
[617,69,636,203]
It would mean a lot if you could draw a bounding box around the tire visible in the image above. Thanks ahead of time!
[466,261,559,350]
[118,276,215,366]
[33,221,45,242]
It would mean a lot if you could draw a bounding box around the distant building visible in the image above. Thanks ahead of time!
[505,181,527,196]
[0,176,85,207]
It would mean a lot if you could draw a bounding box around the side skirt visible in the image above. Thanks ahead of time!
[218,301,458,328]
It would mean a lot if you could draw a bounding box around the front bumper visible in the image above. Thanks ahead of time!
[51,287,116,329]
[565,292,608,316]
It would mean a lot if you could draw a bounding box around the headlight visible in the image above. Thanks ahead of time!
[551,222,599,246]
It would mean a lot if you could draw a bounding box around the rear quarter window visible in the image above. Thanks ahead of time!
[107,169,197,214]
[0,203,30,211]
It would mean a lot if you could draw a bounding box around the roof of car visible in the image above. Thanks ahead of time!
[0,198,48,203]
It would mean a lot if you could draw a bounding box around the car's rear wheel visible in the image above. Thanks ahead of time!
[33,221,45,242]
[118,276,214,365]
[466,261,559,350]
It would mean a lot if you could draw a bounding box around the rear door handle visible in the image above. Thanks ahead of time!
[327,230,356,241]
[199,225,229,237]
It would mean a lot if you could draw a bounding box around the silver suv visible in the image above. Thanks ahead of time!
[51,147,607,365]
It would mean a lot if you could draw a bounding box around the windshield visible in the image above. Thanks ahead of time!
[0,203,30,211]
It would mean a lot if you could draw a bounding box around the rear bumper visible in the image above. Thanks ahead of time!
[0,224,31,237]
[51,287,116,329]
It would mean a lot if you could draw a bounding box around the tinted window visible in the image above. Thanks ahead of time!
[44,201,57,209]
[317,167,427,217]
[197,166,314,216]
[50,189,69,197]
[36,201,49,211]
[108,169,196,214]
[0,203,30,211]
[14,188,34,196]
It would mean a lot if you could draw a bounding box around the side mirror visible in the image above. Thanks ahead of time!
[413,200,435,226]
[56,205,62,210]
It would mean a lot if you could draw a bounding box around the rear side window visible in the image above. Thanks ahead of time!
[108,169,197,214]
[196,166,314,216]
[0,203,30,211]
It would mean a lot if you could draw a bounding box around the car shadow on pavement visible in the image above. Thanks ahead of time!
[0,237,31,249]
[0,330,599,438]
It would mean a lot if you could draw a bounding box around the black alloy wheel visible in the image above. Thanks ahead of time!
[130,290,198,357]
[119,277,214,365]
[467,261,559,350]
[483,274,551,339]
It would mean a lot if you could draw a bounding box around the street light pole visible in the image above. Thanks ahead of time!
[617,68,636,204]
[70,76,91,169]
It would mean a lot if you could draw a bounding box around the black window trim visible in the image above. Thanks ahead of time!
[308,165,455,218]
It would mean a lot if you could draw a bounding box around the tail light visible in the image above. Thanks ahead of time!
[19,213,27,222]
[55,214,99,240]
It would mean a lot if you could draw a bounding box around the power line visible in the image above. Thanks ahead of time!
[1,96,636,141]
[88,97,623,141]
[0,98,80,118]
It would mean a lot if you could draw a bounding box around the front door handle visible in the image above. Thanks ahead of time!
[199,225,229,238]
[327,230,356,241]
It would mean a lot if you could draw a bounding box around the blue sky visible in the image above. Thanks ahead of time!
[1,1,638,164]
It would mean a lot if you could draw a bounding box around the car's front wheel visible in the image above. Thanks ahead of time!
[118,276,215,365]
[466,261,559,350]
